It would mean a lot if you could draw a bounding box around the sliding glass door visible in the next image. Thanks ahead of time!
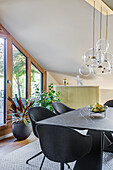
[0,37,6,125]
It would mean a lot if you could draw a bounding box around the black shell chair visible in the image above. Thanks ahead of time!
[26,107,56,168]
[36,124,92,170]
[104,100,113,107]
[52,102,87,135]
[104,100,113,152]
[52,102,75,115]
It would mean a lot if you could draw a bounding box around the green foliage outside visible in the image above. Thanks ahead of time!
[13,47,39,98]
[13,50,26,98]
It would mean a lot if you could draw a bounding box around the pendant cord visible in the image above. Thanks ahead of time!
[106,12,108,40]
[100,7,102,40]
[93,1,95,57]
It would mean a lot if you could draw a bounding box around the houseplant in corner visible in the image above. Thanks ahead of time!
[8,96,34,140]
[32,83,61,111]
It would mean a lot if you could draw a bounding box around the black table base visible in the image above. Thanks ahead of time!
[73,130,104,170]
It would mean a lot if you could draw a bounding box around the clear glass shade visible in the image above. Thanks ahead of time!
[96,39,109,52]
[83,48,97,67]
[83,48,104,68]
[94,65,110,74]
[96,50,104,64]
[79,38,112,76]
[104,52,113,67]
[79,65,91,76]
[94,59,111,74]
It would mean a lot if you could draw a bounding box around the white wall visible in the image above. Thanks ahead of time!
[46,72,59,90]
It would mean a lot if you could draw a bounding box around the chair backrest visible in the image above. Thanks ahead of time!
[104,100,113,107]
[36,124,92,163]
[28,107,55,137]
[52,102,75,115]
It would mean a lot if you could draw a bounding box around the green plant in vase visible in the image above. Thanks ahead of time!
[33,83,61,111]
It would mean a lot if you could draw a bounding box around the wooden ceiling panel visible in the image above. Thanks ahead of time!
[85,0,113,15]
[102,0,113,11]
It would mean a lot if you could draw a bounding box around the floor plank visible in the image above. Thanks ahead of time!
[0,132,37,158]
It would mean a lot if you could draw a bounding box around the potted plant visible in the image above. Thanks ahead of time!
[32,83,61,111]
[8,96,34,140]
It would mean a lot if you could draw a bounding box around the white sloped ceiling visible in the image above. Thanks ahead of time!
[0,0,113,76]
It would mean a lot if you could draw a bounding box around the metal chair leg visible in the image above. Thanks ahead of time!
[65,163,71,169]
[26,151,43,164]
[60,163,64,170]
[103,132,113,147]
[39,156,46,170]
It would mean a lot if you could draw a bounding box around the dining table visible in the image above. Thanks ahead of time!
[38,106,113,170]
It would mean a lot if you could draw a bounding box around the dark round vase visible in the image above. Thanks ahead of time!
[12,121,32,140]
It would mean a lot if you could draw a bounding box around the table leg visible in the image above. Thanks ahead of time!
[73,130,104,170]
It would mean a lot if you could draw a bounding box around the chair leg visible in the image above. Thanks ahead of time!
[39,156,46,170]
[60,163,64,170]
[26,151,43,164]
[103,132,113,147]
[65,163,71,169]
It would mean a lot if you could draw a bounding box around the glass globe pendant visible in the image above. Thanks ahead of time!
[79,65,91,76]
[96,39,109,52]
[104,52,113,68]
[79,3,113,76]
[94,51,104,74]
[83,48,98,67]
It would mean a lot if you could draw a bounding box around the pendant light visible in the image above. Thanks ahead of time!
[79,1,113,76]
[79,1,97,76]
[96,11,113,74]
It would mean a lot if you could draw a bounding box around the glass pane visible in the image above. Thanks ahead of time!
[12,45,26,105]
[0,38,6,125]
[31,63,42,97]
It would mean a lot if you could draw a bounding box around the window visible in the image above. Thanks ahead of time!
[0,37,6,125]
[0,25,45,131]
[12,45,27,105]
[31,63,42,97]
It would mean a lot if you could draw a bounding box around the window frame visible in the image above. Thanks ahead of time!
[3,38,7,124]
[0,24,45,134]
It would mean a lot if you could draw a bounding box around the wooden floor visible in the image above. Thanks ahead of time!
[0,132,37,158]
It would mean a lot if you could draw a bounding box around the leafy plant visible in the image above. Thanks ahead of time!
[33,83,61,111]
[8,97,34,126]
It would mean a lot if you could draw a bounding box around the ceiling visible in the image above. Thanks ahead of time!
[102,0,113,10]
[0,0,113,76]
